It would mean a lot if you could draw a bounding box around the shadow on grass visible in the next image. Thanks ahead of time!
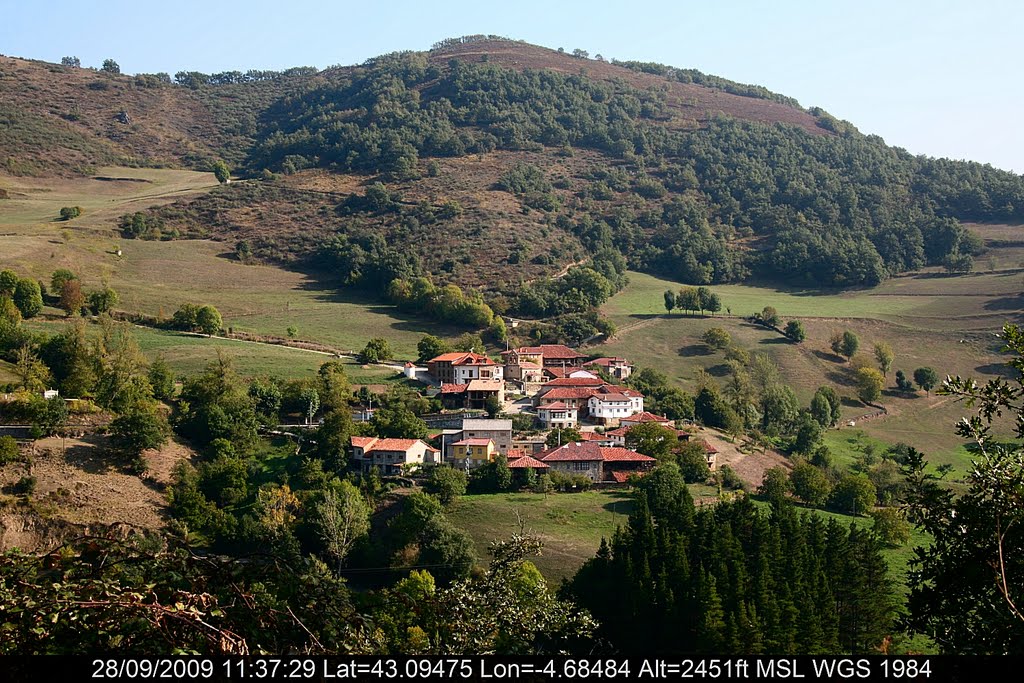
[679,344,714,357]
[758,337,790,345]
[707,363,732,378]
[813,349,847,364]
[975,362,1017,377]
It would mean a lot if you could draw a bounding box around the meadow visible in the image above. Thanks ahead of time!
[0,167,458,363]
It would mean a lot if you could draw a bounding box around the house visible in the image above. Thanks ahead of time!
[536,402,578,429]
[585,357,634,380]
[442,418,513,461]
[427,352,503,385]
[449,438,497,469]
[537,387,598,414]
[512,435,549,455]
[439,379,505,410]
[508,454,550,472]
[42,389,59,400]
[621,412,674,428]
[542,367,600,381]
[536,441,656,483]
[503,360,546,393]
[536,376,607,397]
[350,436,439,475]
[501,344,586,369]
[587,392,636,426]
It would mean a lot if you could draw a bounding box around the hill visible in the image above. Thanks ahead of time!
[5,37,1024,311]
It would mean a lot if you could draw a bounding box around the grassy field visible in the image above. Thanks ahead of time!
[447,490,635,584]
[596,270,1020,476]
[0,168,461,363]
[606,270,1024,332]
[450,488,932,652]
[23,317,402,383]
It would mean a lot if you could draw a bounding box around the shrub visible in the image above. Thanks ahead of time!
[59,206,82,220]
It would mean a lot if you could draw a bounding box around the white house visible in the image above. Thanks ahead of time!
[536,401,578,429]
[587,388,644,426]
[350,437,439,475]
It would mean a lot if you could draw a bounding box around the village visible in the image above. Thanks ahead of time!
[349,343,720,485]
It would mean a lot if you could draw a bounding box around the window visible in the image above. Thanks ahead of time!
[573,462,590,472]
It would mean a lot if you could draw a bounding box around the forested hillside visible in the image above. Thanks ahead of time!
[5,36,1024,302]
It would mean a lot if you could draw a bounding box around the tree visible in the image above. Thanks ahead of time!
[545,426,583,448]
[663,289,676,315]
[696,287,714,316]
[196,305,222,336]
[370,405,427,439]
[13,279,42,319]
[702,327,731,350]
[870,508,910,547]
[314,483,371,573]
[810,386,842,428]
[59,206,82,220]
[759,305,779,328]
[784,320,806,342]
[704,292,722,316]
[212,160,230,184]
[895,370,914,392]
[790,461,832,507]
[902,323,1024,651]
[0,270,18,296]
[360,337,392,363]
[51,269,77,294]
[314,409,354,471]
[792,412,823,455]
[829,474,876,516]
[677,440,711,483]
[424,466,467,506]
[101,59,120,74]
[856,367,885,404]
[913,367,939,394]
[677,287,700,316]
[624,422,676,460]
[110,406,169,456]
[61,56,80,67]
[874,342,895,377]
[148,356,175,401]
[417,334,451,362]
[299,386,320,424]
[316,360,351,413]
[484,394,501,418]
[831,330,859,360]
[758,466,791,502]
[88,287,118,314]
[58,280,85,317]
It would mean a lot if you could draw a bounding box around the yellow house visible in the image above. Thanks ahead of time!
[449,438,496,469]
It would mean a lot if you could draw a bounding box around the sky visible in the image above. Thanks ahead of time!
[3,0,1021,172]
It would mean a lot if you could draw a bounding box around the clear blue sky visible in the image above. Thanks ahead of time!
[3,0,1021,172]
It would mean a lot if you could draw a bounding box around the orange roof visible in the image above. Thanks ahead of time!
[429,352,474,362]
[452,438,494,447]
[623,412,673,424]
[502,345,584,359]
[538,401,573,411]
[351,436,438,453]
[543,377,607,388]
[538,442,604,461]
[542,387,600,400]
[592,393,632,403]
[467,379,503,391]
[508,455,550,469]
[587,357,630,367]
[440,383,469,394]
[600,447,657,462]
[610,470,649,483]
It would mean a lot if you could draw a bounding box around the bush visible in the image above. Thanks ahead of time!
[0,435,20,464]
[14,476,36,495]
[59,206,82,220]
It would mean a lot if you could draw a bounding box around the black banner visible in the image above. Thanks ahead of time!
[1,655,1007,683]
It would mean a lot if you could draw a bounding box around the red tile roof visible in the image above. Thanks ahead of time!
[605,426,630,437]
[430,352,475,362]
[502,345,584,359]
[538,442,604,461]
[508,455,550,469]
[622,411,669,424]
[467,379,503,391]
[701,439,719,454]
[440,383,469,394]
[543,377,608,387]
[537,442,655,463]
[350,437,439,453]
[600,447,657,462]
[452,438,494,447]
[587,357,630,367]
[538,401,573,411]
[541,387,600,400]
[591,393,632,403]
